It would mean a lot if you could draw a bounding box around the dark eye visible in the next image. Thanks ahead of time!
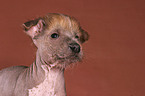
[75,35,79,39]
[51,33,59,38]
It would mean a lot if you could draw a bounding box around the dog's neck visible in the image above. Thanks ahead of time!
[27,51,66,96]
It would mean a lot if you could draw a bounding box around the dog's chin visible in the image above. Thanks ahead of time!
[52,53,82,69]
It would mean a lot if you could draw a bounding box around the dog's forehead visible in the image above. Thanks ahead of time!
[43,14,81,35]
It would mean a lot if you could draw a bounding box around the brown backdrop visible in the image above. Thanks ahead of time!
[0,0,145,96]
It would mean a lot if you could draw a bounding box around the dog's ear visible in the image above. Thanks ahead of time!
[23,18,45,39]
[80,28,89,43]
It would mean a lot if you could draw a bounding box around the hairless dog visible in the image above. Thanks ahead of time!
[0,13,89,96]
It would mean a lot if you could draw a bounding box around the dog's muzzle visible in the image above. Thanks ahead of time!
[69,43,80,53]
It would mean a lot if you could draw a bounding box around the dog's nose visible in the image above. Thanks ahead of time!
[69,43,80,53]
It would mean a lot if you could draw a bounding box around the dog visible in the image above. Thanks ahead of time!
[0,13,89,96]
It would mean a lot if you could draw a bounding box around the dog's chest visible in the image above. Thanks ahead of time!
[28,69,59,96]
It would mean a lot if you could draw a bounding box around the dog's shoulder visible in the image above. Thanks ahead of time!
[0,66,28,76]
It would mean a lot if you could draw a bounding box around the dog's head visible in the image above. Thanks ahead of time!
[23,13,89,69]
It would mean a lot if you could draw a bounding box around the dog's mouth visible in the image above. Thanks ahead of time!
[56,53,81,60]
[49,53,82,69]
[55,52,83,64]
[44,53,83,69]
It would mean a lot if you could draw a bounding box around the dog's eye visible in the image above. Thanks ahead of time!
[51,33,59,38]
[75,35,79,39]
